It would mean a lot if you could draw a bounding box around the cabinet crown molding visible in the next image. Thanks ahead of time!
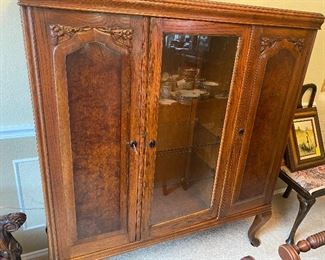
[18,0,324,30]
[49,24,133,48]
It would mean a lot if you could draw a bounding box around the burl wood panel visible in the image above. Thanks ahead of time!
[66,42,124,239]
[237,49,296,201]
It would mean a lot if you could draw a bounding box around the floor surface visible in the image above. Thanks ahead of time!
[111,192,325,260]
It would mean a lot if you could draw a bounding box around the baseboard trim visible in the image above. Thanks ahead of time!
[21,248,48,260]
[0,124,35,140]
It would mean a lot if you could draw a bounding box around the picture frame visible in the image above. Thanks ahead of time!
[286,107,325,171]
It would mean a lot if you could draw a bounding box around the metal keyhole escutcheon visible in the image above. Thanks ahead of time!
[148,140,156,148]
[129,140,138,154]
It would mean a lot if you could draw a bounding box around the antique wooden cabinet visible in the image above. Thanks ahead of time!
[19,0,324,259]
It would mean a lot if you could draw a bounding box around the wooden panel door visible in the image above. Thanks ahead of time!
[141,18,251,239]
[220,27,318,217]
[21,8,148,259]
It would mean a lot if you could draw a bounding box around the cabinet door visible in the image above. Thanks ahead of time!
[141,18,251,239]
[220,27,318,217]
[23,8,148,259]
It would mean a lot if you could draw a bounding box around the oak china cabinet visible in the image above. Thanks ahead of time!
[19,0,324,259]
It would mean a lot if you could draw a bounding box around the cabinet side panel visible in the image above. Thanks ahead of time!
[238,49,295,200]
[66,43,123,240]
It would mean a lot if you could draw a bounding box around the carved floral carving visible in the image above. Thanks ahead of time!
[288,38,305,52]
[50,24,133,49]
[260,37,279,53]
[260,37,304,54]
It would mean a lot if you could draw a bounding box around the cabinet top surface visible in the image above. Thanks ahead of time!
[19,0,324,29]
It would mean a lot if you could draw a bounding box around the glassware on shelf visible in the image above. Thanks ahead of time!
[161,72,170,82]
[202,81,219,96]
[160,81,173,99]
[179,67,200,90]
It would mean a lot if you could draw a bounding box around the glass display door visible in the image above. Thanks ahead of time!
[142,19,250,238]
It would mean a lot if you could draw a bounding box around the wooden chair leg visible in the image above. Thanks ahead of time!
[248,211,272,247]
[286,195,315,245]
[279,230,325,260]
[283,186,292,198]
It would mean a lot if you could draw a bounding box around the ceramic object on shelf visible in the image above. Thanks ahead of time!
[202,81,219,96]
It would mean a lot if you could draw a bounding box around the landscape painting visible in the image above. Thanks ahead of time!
[293,117,321,160]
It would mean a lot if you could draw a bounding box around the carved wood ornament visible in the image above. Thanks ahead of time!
[0,213,26,260]
[260,37,304,53]
[50,24,133,49]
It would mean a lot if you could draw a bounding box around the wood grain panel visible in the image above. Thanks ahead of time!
[66,42,123,239]
[238,49,295,200]
[20,7,149,258]
[220,28,318,218]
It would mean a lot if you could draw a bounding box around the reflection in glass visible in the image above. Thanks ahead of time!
[150,34,238,225]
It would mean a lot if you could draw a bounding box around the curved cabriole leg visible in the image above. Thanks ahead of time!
[286,195,315,245]
[248,211,272,247]
[0,212,27,260]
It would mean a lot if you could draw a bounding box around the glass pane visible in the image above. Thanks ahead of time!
[150,34,238,225]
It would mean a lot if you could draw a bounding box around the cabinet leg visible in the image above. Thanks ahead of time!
[286,195,315,245]
[283,186,292,198]
[248,211,272,247]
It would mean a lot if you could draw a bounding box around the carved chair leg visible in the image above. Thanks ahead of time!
[283,186,292,198]
[0,213,26,260]
[248,211,272,247]
[279,230,325,260]
[286,195,315,245]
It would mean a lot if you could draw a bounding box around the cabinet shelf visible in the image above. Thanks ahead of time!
[157,121,221,156]
[157,142,220,157]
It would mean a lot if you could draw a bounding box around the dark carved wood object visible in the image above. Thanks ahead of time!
[18,0,324,258]
[0,213,26,260]
[279,230,325,260]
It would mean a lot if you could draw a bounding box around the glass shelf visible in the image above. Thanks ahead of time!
[156,142,220,157]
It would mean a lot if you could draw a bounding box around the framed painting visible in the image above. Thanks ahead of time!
[286,107,325,171]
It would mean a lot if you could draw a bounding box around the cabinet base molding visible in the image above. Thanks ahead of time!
[71,206,271,259]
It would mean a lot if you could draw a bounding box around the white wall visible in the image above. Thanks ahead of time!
[0,0,47,254]
[0,0,34,128]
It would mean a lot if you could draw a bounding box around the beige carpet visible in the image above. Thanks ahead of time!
[111,192,325,260]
